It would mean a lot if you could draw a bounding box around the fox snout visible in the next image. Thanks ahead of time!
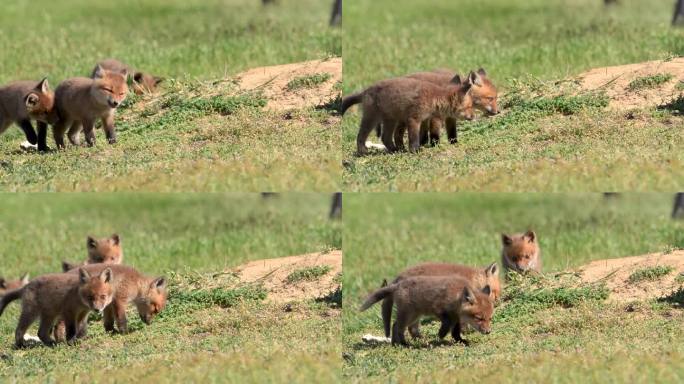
[108,98,120,108]
[140,313,152,325]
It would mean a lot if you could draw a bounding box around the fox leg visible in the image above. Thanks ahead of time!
[67,122,83,146]
[37,121,50,152]
[419,120,430,146]
[17,120,38,145]
[381,119,398,152]
[0,115,10,135]
[451,318,469,345]
[393,310,417,346]
[428,117,443,146]
[408,320,423,339]
[406,117,421,153]
[356,112,379,155]
[437,313,455,339]
[52,119,70,149]
[103,305,116,332]
[14,310,38,348]
[53,320,66,342]
[445,117,458,143]
[112,300,128,333]
[393,123,406,151]
[103,113,117,144]
[82,120,97,147]
[37,315,57,346]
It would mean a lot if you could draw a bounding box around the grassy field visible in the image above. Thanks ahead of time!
[0,193,342,383]
[0,0,341,192]
[342,0,684,191]
[343,193,684,382]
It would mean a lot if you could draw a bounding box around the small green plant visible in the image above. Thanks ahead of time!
[658,286,684,306]
[286,265,331,283]
[628,265,674,283]
[674,273,684,284]
[627,73,674,91]
[675,80,684,91]
[286,73,332,91]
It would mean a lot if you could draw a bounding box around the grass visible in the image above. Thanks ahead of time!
[0,0,341,192]
[627,73,674,91]
[628,265,675,283]
[286,265,332,283]
[286,73,333,91]
[342,0,684,192]
[343,193,684,383]
[0,193,342,383]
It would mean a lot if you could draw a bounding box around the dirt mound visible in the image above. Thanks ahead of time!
[233,250,342,304]
[577,58,684,111]
[577,250,684,303]
[235,58,341,111]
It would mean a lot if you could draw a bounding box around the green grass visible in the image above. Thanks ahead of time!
[0,193,342,383]
[286,265,332,283]
[342,0,684,191]
[0,0,341,192]
[627,73,675,91]
[676,81,684,91]
[343,193,684,383]
[628,265,675,283]
[286,73,333,91]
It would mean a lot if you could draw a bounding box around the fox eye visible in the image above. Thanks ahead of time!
[99,295,107,300]
[103,87,113,93]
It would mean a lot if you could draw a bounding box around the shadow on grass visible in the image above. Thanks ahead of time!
[657,95,684,115]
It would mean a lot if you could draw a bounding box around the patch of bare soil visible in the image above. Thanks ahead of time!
[576,250,684,303]
[233,250,342,304]
[577,58,684,111]
[235,58,342,111]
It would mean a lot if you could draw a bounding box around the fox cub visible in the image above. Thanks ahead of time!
[92,59,163,95]
[52,65,128,148]
[0,78,56,151]
[0,268,114,347]
[501,230,542,274]
[62,234,123,272]
[0,273,29,296]
[361,276,494,346]
[380,262,500,339]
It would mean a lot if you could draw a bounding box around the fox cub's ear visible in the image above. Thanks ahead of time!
[20,273,30,285]
[111,233,120,245]
[100,268,113,283]
[0,278,6,289]
[24,93,40,108]
[133,72,144,83]
[450,74,462,85]
[477,68,487,77]
[78,268,91,284]
[485,262,498,277]
[501,233,513,246]
[151,276,167,291]
[119,68,129,79]
[463,286,476,304]
[469,71,483,86]
[525,230,536,243]
[93,65,105,79]
[36,77,49,94]
[87,236,98,249]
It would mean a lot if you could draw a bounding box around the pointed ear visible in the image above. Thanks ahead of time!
[87,236,97,249]
[20,273,29,285]
[62,261,75,272]
[0,278,6,289]
[100,268,113,283]
[111,233,120,245]
[93,65,105,79]
[485,262,499,277]
[133,72,144,83]
[154,76,164,85]
[78,268,91,284]
[501,233,512,246]
[481,285,491,296]
[381,278,388,288]
[151,276,166,291]
[36,77,49,94]
[463,286,476,304]
[525,230,536,243]
[120,68,129,79]
[450,74,462,85]
[25,93,40,108]
[477,67,487,77]
[469,71,483,86]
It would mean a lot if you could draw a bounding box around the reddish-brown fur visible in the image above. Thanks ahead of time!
[361,275,493,346]
[381,262,500,338]
[61,234,124,272]
[0,78,57,151]
[0,268,114,347]
[93,59,163,95]
[52,66,128,148]
[501,231,542,274]
[0,273,29,296]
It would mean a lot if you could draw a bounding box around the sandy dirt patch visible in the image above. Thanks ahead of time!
[235,58,342,111]
[576,58,684,111]
[576,250,684,303]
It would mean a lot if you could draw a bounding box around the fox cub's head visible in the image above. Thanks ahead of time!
[0,273,29,295]
[25,78,57,124]
[135,276,168,325]
[460,284,494,335]
[448,74,475,121]
[131,72,163,95]
[501,231,540,273]
[78,268,114,313]
[468,68,499,116]
[92,65,128,109]
[482,262,501,302]
[87,234,123,265]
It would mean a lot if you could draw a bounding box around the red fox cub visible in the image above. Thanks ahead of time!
[62,234,123,272]
[52,65,128,148]
[0,268,114,347]
[361,276,493,346]
[380,262,499,339]
[0,273,29,296]
[92,59,163,95]
[341,76,474,154]
[501,230,542,274]
[0,78,57,151]
[65,264,167,334]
